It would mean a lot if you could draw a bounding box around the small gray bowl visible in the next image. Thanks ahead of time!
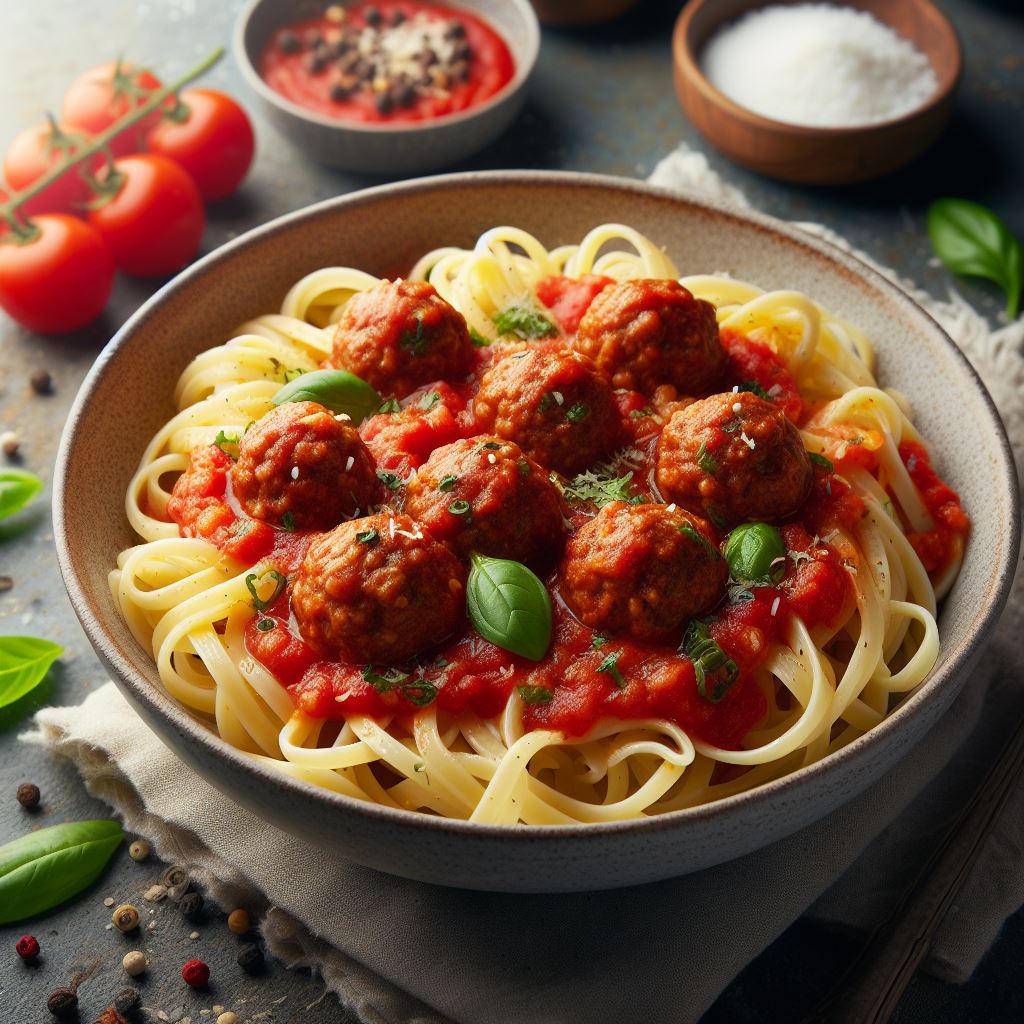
[233,0,540,174]
[54,172,1019,893]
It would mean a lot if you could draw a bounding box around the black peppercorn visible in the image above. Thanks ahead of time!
[329,81,352,102]
[47,987,78,1018]
[17,782,40,809]
[394,82,416,108]
[364,6,382,26]
[29,369,53,394]
[375,92,394,115]
[237,942,265,974]
[180,890,204,921]
[114,988,140,1015]
[445,19,466,38]
[391,9,406,25]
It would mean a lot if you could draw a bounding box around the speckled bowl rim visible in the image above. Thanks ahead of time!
[673,0,963,137]
[232,0,540,135]
[55,170,1020,847]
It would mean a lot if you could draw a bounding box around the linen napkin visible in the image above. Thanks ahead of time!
[24,146,1024,1023]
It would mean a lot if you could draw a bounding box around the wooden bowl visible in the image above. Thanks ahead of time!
[54,172,1018,892]
[673,0,962,185]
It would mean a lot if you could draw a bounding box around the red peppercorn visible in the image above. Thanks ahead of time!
[15,934,39,960]
[181,958,210,988]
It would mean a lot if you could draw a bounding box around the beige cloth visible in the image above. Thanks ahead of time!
[23,147,1024,1022]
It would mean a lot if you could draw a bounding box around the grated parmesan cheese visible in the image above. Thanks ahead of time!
[700,4,938,128]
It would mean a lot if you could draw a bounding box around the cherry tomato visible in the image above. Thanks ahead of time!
[0,214,114,334]
[2,122,95,217]
[61,62,163,156]
[87,154,204,277]
[147,89,255,201]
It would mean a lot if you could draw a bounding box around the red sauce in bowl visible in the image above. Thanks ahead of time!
[258,1,516,124]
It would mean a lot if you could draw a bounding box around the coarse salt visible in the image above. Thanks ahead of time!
[700,4,938,128]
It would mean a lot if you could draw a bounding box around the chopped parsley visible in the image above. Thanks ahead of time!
[695,440,718,474]
[361,665,409,690]
[596,651,626,688]
[565,403,589,423]
[517,685,554,705]
[591,634,608,650]
[401,678,437,707]
[493,305,557,340]
[564,470,642,508]
[214,430,240,459]
[449,500,472,517]
[245,569,288,612]
[378,397,401,414]
[629,408,654,419]
[399,316,430,356]
[469,326,490,348]
[683,620,739,703]
[739,380,769,400]
[356,528,381,546]
[808,451,834,472]
[517,459,531,477]
[255,617,276,632]
[377,469,403,491]
[539,392,555,412]
[678,521,717,559]
[474,440,502,453]
[438,474,458,492]
[281,510,296,532]
[362,666,437,706]
[419,390,441,411]
[283,367,305,383]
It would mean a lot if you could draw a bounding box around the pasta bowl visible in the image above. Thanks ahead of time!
[54,172,1018,892]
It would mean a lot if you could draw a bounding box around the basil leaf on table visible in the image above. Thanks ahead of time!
[272,369,381,424]
[0,469,43,520]
[0,819,124,924]
[927,198,1023,319]
[467,553,552,661]
[0,636,63,709]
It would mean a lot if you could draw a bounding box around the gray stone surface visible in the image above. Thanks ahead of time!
[1,1,1022,1021]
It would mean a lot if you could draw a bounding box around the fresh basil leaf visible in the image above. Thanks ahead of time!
[0,819,123,924]
[272,369,381,424]
[0,636,62,709]
[493,305,557,340]
[724,523,786,584]
[927,198,1023,319]
[467,553,552,661]
[0,470,43,520]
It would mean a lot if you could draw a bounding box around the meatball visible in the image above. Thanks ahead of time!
[473,349,623,475]
[404,436,565,566]
[561,502,726,643]
[292,513,465,664]
[656,391,813,528]
[232,401,379,531]
[574,278,724,395]
[331,279,473,399]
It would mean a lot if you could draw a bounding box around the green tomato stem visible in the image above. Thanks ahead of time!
[0,46,223,234]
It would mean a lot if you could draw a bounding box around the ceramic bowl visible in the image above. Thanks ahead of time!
[233,0,539,175]
[673,0,962,185]
[55,172,1018,893]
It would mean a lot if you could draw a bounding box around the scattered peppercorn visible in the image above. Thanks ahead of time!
[279,29,301,53]
[114,988,140,1015]
[122,950,146,977]
[128,839,150,861]
[237,941,265,974]
[112,904,140,932]
[180,891,204,921]
[181,958,210,988]
[94,1009,128,1024]
[364,5,382,26]
[16,782,41,809]
[227,908,250,934]
[15,934,40,960]
[167,880,190,902]
[29,369,53,394]
[217,1013,238,1024]
[47,987,78,1018]
[0,575,12,592]
[0,431,20,458]
[161,864,188,888]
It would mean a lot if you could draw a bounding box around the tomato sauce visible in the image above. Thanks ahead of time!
[166,322,968,750]
[258,2,515,125]
[899,440,970,574]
